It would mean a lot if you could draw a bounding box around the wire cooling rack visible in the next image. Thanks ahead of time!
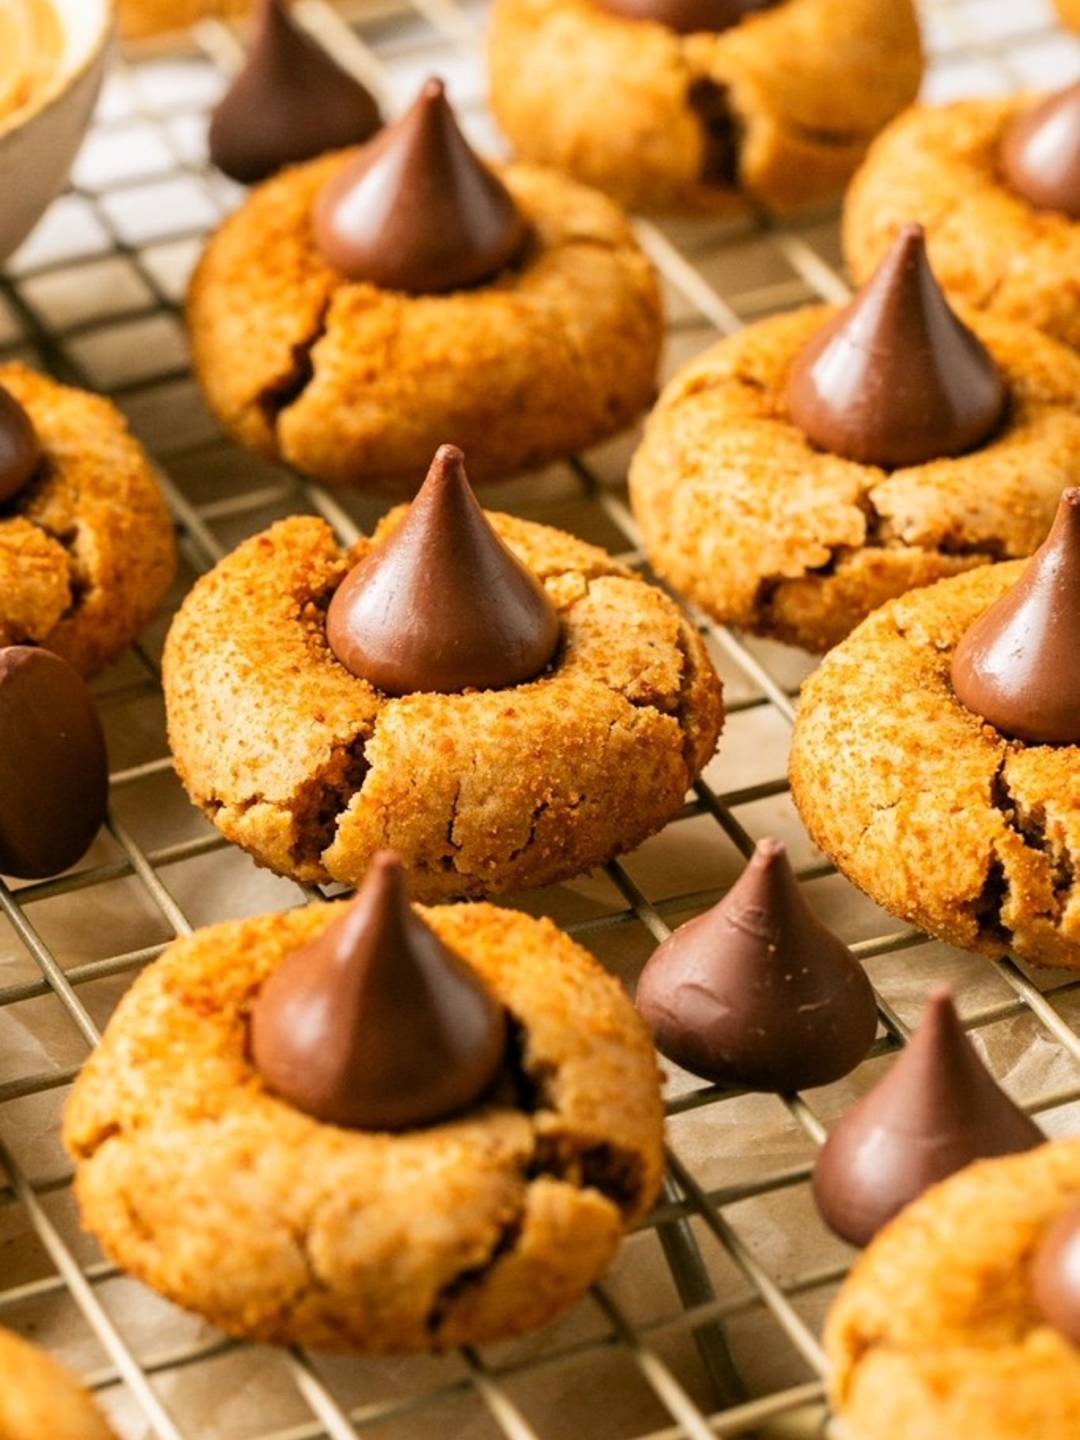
[1,1,1080,1437]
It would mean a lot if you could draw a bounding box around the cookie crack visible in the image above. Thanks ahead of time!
[292,731,371,870]
[986,762,1078,936]
[256,301,331,432]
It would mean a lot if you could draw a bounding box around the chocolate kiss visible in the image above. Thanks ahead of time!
[813,988,1042,1248]
[251,852,508,1130]
[208,0,382,185]
[952,489,1080,745]
[0,386,41,505]
[326,444,560,696]
[787,224,1007,469]
[635,838,877,1092]
[1000,83,1080,221]
[1033,1203,1080,1345]
[599,0,776,36]
[0,648,107,879]
[313,77,529,293]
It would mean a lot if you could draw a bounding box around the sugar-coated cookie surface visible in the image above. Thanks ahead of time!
[163,508,723,899]
[827,1141,1080,1440]
[845,98,1080,352]
[790,562,1080,969]
[629,307,1080,652]
[188,155,662,490]
[0,1328,116,1440]
[0,363,175,676]
[64,901,665,1351]
[489,0,922,215]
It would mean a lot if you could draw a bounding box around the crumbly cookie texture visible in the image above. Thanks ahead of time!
[188,157,662,490]
[0,364,176,676]
[845,98,1080,352]
[118,0,249,38]
[827,1141,1080,1440]
[0,1328,116,1440]
[629,307,1080,652]
[489,0,922,216]
[163,511,723,900]
[65,902,665,1351]
[790,562,1080,969]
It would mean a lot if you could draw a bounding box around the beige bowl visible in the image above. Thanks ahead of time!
[0,0,113,263]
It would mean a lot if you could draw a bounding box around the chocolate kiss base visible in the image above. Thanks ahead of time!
[251,851,507,1130]
[208,0,381,185]
[787,223,1006,470]
[326,444,560,696]
[812,988,1042,1248]
[952,488,1080,746]
[636,838,877,1092]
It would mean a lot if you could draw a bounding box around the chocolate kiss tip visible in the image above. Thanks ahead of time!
[0,386,41,506]
[208,0,382,185]
[787,222,1006,470]
[1000,83,1080,221]
[326,445,560,696]
[312,75,528,293]
[635,836,877,1094]
[251,849,507,1131]
[812,988,1042,1248]
[1033,1203,1080,1345]
[951,488,1080,746]
[598,0,777,37]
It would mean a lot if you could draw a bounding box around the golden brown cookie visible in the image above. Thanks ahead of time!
[65,899,665,1351]
[0,1328,116,1440]
[488,0,922,216]
[845,97,1080,352]
[628,307,1080,652]
[163,508,723,900]
[826,1141,1080,1440]
[188,156,663,490]
[0,364,175,676]
[118,0,250,39]
[790,561,1080,969]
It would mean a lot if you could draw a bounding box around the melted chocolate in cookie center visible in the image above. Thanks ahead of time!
[787,224,1007,469]
[1000,83,1080,221]
[599,0,776,36]
[327,445,560,696]
[813,988,1042,1248]
[635,838,877,1092]
[251,851,508,1130]
[1033,1204,1080,1345]
[208,0,382,185]
[313,78,529,293]
[952,489,1080,746]
[0,385,41,505]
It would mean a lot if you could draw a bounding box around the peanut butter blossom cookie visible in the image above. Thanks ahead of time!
[488,0,922,216]
[845,86,1080,352]
[826,1140,1080,1440]
[629,225,1080,652]
[0,1328,117,1440]
[790,489,1080,970]
[0,364,175,676]
[65,855,665,1350]
[189,78,662,490]
[163,445,723,900]
[118,0,250,38]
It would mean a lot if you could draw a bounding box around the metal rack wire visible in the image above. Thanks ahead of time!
[1,1,1079,1437]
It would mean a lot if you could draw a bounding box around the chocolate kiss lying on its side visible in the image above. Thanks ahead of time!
[326,444,561,696]
[251,852,508,1130]
[787,224,1007,469]
[812,988,1042,1248]
[208,0,382,184]
[1000,82,1080,222]
[599,0,776,37]
[952,488,1080,746]
[0,647,108,879]
[313,77,529,292]
[0,385,41,505]
[1033,1203,1080,1346]
[635,838,877,1092]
